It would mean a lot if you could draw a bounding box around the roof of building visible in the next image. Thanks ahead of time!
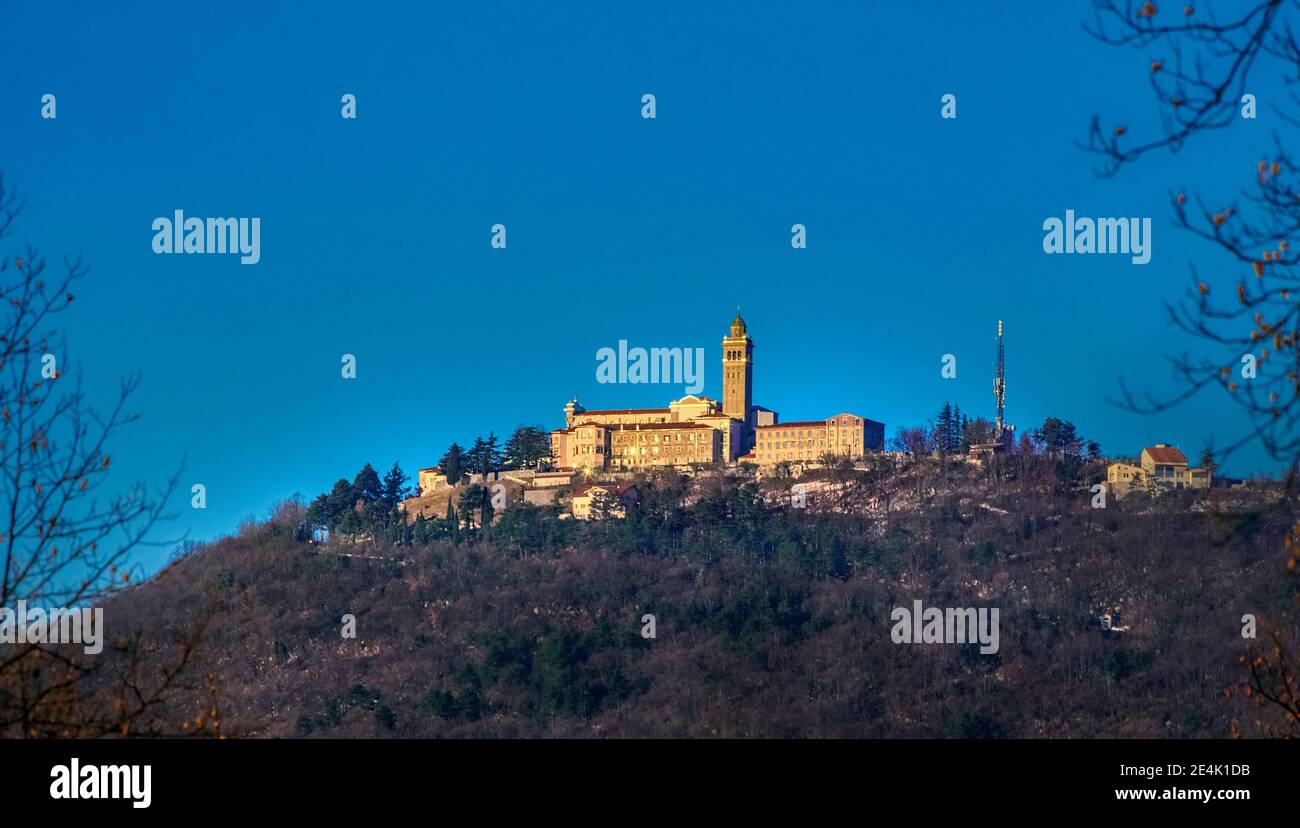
[1144,445,1188,464]
[671,395,717,404]
[557,420,715,435]
[576,408,671,416]
[829,412,885,426]
[757,420,830,429]
[608,421,713,431]
[572,481,638,498]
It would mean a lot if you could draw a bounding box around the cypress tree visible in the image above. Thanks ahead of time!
[440,443,466,486]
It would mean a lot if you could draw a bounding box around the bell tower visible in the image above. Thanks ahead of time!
[722,312,753,429]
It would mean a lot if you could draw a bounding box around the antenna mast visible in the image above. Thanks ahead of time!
[994,320,1005,436]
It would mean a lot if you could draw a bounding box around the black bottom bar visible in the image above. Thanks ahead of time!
[3,738,1289,816]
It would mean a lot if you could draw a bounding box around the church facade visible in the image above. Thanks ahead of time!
[549,315,884,471]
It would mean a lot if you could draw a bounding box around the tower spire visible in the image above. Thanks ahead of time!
[722,311,754,451]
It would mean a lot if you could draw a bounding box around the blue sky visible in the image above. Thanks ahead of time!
[1,1,1286,576]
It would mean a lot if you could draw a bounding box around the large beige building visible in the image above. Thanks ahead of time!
[550,315,884,470]
[753,413,885,465]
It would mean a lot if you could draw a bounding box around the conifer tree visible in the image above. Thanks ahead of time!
[352,463,383,503]
[935,403,955,454]
[326,478,356,531]
[446,500,459,545]
[504,425,552,469]
[381,462,410,509]
[439,443,466,486]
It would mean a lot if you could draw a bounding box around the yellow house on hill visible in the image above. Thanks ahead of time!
[1107,444,1211,495]
[571,482,640,520]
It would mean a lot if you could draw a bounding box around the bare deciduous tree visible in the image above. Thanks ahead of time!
[1083,0,1299,736]
[0,175,221,737]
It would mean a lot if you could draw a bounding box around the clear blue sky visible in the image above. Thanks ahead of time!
[2,2,1284,576]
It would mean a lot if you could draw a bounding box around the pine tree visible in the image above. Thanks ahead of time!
[483,432,502,477]
[468,434,502,479]
[1198,446,1217,474]
[504,425,552,469]
[468,437,486,479]
[439,443,466,486]
[935,403,955,454]
[305,493,330,539]
[380,462,410,509]
[1035,417,1080,457]
[325,478,355,531]
[352,463,383,503]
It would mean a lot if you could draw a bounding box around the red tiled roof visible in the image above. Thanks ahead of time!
[757,420,827,429]
[577,408,671,415]
[1144,445,1188,464]
[561,420,702,433]
[608,421,712,431]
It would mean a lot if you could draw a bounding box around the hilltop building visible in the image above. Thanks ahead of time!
[549,314,883,471]
[753,415,884,465]
[571,482,640,520]
[1106,444,1211,496]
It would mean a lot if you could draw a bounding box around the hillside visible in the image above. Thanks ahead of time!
[102,456,1298,738]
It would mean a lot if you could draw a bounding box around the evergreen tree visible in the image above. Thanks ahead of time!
[468,437,487,479]
[458,485,483,529]
[480,484,495,528]
[484,432,502,477]
[305,493,330,539]
[381,462,410,509]
[350,463,387,534]
[325,478,355,531]
[935,403,955,454]
[1198,446,1217,474]
[352,463,383,503]
[504,425,552,469]
[446,500,460,545]
[439,443,466,486]
[469,433,503,478]
[1035,417,1081,457]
